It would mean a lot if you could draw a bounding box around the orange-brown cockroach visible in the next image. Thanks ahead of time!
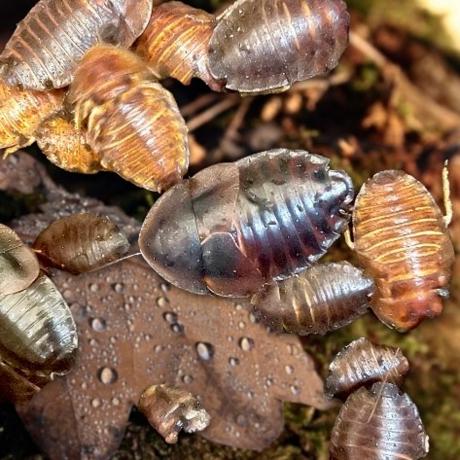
[67,45,189,192]
[348,168,454,331]
[0,79,64,155]
[135,1,221,91]
[0,0,153,90]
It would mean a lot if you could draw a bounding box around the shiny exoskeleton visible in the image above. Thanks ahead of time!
[33,213,130,274]
[0,79,64,155]
[208,0,350,94]
[140,149,354,297]
[135,1,220,91]
[67,45,189,192]
[0,0,153,90]
[251,262,373,335]
[325,337,410,398]
[0,274,78,374]
[353,171,455,331]
[330,383,429,460]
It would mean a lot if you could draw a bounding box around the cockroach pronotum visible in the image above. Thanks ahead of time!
[0,273,78,375]
[0,0,153,90]
[251,262,374,335]
[330,383,429,460]
[347,168,455,331]
[33,213,130,274]
[325,337,410,398]
[208,0,350,94]
[67,44,189,192]
[0,79,64,155]
[0,224,40,295]
[135,1,221,91]
[139,149,354,297]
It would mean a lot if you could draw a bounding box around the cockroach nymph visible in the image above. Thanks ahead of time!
[67,44,190,192]
[251,262,374,335]
[0,80,64,155]
[0,273,78,375]
[330,382,429,460]
[139,149,354,298]
[208,0,350,94]
[349,169,454,331]
[325,337,410,398]
[135,1,221,91]
[0,0,153,90]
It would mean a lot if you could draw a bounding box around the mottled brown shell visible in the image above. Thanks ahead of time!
[208,0,350,94]
[251,262,373,335]
[353,170,455,331]
[0,224,40,295]
[139,384,211,444]
[330,383,429,460]
[0,0,153,90]
[68,45,189,191]
[325,337,410,398]
[140,149,354,297]
[0,274,78,374]
[33,213,130,274]
[0,79,64,154]
[35,113,100,174]
[135,1,221,90]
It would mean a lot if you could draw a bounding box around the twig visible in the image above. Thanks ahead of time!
[349,31,460,131]
[187,95,240,132]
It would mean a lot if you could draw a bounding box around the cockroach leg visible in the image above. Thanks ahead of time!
[443,160,453,227]
[344,226,355,250]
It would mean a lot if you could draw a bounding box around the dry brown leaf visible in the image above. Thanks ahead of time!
[1,152,330,459]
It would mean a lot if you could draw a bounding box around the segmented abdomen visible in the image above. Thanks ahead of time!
[0,275,77,372]
[208,0,350,93]
[354,171,454,330]
[0,80,64,154]
[252,262,373,335]
[135,1,218,89]
[236,149,353,280]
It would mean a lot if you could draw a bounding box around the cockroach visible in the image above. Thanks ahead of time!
[0,79,64,155]
[0,224,40,295]
[135,1,221,91]
[208,0,350,94]
[325,337,410,398]
[67,45,189,192]
[251,262,374,335]
[139,149,354,297]
[35,113,100,174]
[0,273,78,375]
[330,382,429,460]
[0,0,153,90]
[33,213,130,274]
[348,168,455,331]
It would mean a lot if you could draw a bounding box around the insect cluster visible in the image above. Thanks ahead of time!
[0,0,349,191]
[0,0,455,458]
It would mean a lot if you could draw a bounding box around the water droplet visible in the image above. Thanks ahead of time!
[89,283,99,292]
[290,385,300,395]
[196,342,214,361]
[91,398,101,408]
[285,365,294,375]
[156,296,169,308]
[154,345,163,353]
[112,283,124,293]
[163,312,178,324]
[171,323,184,334]
[238,321,246,329]
[266,377,274,387]
[112,397,120,406]
[239,337,254,352]
[182,374,193,384]
[229,357,239,366]
[98,367,118,385]
[90,317,107,332]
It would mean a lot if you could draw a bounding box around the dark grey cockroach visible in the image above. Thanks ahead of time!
[0,274,78,374]
[330,383,429,460]
[0,0,153,90]
[251,262,374,335]
[325,337,410,398]
[208,0,350,94]
[139,149,354,298]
